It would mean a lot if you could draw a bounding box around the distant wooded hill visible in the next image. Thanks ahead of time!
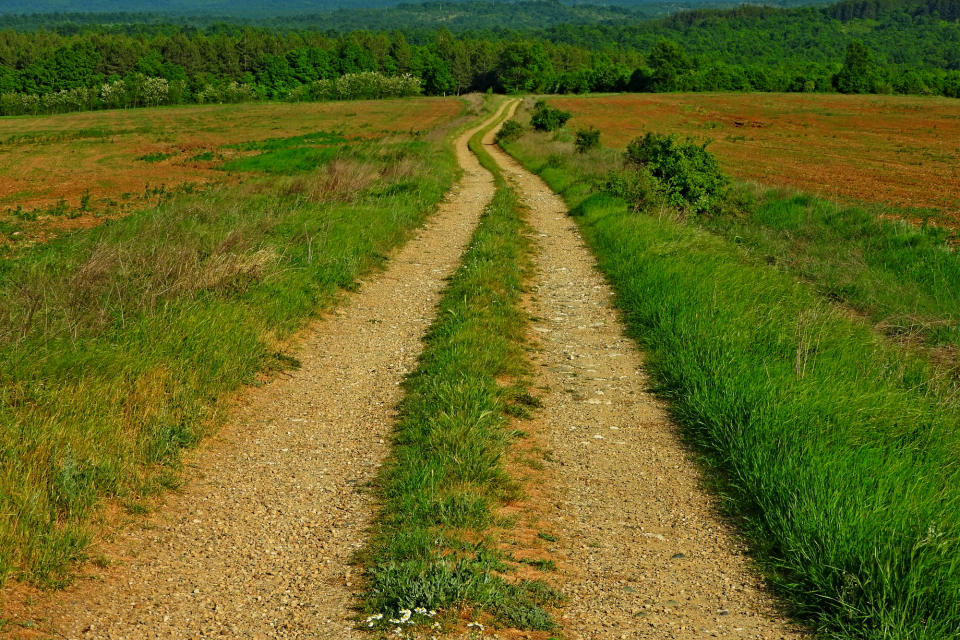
[0,3,707,33]
[0,0,823,16]
[0,0,958,117]
[538,0,960,69]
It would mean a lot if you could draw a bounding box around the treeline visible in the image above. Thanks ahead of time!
[0,28,649,115]
[1,0,959,116]
[540,0,960,70]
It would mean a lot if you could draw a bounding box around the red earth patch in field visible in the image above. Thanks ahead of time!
[0,97,463,248]
[550,93,960,223]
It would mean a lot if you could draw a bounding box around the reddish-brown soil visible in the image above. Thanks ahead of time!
[0,98,462,247]
[550,93,960,221]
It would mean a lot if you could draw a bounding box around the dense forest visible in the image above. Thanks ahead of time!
[0,1,822,35]
[0,0,823,16]
[0,3,688,36]
[0,0,959,116]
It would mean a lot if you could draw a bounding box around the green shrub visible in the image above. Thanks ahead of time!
[495,120,525,144]
[544,153,567,169]
[574,127,600,153]
[530,100,571,132]
[135,152,176,163]
[601,166,660,212]
[625,132,728,213]
[11,206,36,222]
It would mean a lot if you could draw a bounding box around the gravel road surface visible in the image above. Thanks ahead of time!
[486,142,806,640]
[1,101,516,640]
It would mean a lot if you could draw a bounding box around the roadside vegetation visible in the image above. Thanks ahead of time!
[701,193,960,356]
[499,104,960,639]
[360,106,562,635]
[0,97,483,589]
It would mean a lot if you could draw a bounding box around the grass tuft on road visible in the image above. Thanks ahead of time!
[501,120,960,640]
[362,103,562,633]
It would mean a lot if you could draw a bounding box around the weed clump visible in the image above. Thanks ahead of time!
[495,119,525,144]
[601,166,661,212]
[574,127,600,153]
[530,100,571,132]
[623,132,729,213]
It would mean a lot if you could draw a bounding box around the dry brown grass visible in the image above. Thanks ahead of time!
[0,97,464,247]
[284,158,380,203]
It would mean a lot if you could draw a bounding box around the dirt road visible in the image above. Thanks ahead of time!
[486,142,806,639]
[2,101,516,640]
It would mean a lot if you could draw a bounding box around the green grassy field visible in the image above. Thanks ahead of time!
[501,108,960,639]
[0,101,475,588]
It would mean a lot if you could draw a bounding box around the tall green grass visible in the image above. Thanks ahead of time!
[219,130,356,174]
[702,194,960,351]
[362,104,561,632]
[0,118,467,588]
[502,129,960,639]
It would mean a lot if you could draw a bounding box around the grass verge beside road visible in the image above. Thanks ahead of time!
[700,194,960,354]
[0,102,478,589]
[501,124,960,639]
[361,103,562,634]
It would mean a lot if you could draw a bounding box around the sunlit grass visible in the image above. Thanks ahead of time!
[0,117,465,588]
[503,126,960,640]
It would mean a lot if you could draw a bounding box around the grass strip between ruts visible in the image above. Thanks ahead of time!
[501,129,960,640]
[361,103,563,634]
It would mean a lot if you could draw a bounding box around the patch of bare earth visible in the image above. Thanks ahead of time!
[0,100,512,640]
[487,144,808,640]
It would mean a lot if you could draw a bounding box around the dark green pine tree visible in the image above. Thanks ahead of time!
[835,40,875,94]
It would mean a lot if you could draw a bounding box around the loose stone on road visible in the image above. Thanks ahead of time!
[487,143,806,639]
[9,101,515,640]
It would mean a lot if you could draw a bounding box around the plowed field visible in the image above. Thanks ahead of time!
[0,98,462,246]
[550,93,960,221]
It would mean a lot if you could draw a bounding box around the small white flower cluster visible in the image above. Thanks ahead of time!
[366,606,437,633]
[138,75,170,106]
[288,71,421,102]
[467,622,485,630]
[0,75,185,116]
[1,91,41,116]
[99,80,126,107]
[195,81,257,105]
[221,81,258,103]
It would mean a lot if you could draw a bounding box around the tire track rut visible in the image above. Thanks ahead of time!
[8,101,515,640]
[487,144,806,639]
